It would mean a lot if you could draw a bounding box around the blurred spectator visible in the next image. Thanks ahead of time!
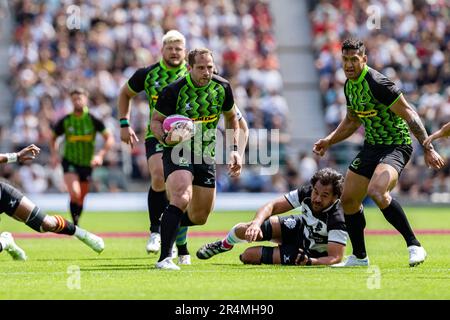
[6,0,288,193]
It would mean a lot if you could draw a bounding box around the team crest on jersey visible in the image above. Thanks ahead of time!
[178,157,189,167]
[283,218,297,229]
[350,158,361,169]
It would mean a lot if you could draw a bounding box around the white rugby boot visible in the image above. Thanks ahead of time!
[0,232,27,261]
[408,245,427,267]
[330,255,369,267]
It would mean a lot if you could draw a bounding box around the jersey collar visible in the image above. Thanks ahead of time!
[159,59,186,72]
[186,73,210,89]
[349,65,369,84]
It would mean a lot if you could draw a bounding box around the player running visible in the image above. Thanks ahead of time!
[313,38,445,267]
[118,30,192,262]
[50,88,114,226]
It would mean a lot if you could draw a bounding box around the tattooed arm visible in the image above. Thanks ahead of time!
[391,95,445,169]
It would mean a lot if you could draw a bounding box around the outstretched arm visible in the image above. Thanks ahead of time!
[424,122,450,147]
[245,195,293,242]
[313,108,361,156]
[0,144,41,164]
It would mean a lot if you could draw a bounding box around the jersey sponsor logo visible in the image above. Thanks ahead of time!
[283,217,297,229]
[178,157,189,167]
[193,115,219,123]
[350,157,361,169]
[67,135,94,142]
[154,81,160,88]
[354,110,378,118]
[185,103,192,111]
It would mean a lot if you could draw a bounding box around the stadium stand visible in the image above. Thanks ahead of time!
[3,0,449,202]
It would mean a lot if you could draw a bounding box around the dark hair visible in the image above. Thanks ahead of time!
[310,168,344,197]
[188,48,213,67]
[70,87,88,96]
[341,38,366,56]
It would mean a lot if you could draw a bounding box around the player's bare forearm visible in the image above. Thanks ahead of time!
[406,113,430,147]
[98,132,114,158]
[309,242,345,266]
[253,196,292,225]
[328,111,361,145]
[238,117,249,158]
[224,109,239,146]
[252,203,274,226]
[150,112,166,142]
[117,85,135,119]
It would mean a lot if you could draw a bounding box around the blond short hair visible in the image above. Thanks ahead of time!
[162,30,186,46]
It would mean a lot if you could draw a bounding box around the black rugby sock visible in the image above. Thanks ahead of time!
[158,205,183,262]
[148,188,168,233]
[381,199,420,247]
[345,208,367,259]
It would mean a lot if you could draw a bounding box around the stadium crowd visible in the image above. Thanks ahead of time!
[309,0,450,199]
[4,0,292,193]
[3,0,449,199]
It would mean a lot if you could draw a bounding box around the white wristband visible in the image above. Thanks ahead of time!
[6,153,18,163]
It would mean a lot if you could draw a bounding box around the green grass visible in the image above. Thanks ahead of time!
[0,208,449,300]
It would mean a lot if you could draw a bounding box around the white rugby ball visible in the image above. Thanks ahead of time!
[163,114,194,133]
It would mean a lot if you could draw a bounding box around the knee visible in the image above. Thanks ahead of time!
[150,169,165,191]
[170,189,192,212]
[239,248,261,265]
[367,186,389,206]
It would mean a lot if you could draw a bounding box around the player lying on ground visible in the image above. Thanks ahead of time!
[197,168,348,266]
[0,144,104,261]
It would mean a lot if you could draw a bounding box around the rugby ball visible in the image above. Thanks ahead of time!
[163,114,194,133]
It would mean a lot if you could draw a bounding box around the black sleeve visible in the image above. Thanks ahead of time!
[154,86,177,117]
[367,70,402,107]
[296,185,311,203]
[222,82,235,112]
[127,67,148,94]
[52,117,65,136]
[91,114,106,132]
[327,207,347,232]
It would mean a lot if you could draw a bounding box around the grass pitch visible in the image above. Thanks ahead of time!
[0,208,449,300]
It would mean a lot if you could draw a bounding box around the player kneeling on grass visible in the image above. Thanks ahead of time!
[0,144,104,261]
[197,168,348,266]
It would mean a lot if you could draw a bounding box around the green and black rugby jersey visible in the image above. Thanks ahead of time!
[344,65,411,145]
[53,107,107,167]
[127,60,188,140]
[155,73,235,157]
